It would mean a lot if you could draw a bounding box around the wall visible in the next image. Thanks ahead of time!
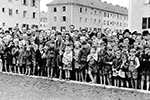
[0,0,40,30]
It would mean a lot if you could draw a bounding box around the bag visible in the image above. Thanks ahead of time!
[118,70,125,78]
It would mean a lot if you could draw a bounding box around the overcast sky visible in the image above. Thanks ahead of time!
[40,0,129,12]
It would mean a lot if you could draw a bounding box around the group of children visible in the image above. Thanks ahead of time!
[1,28,150,91]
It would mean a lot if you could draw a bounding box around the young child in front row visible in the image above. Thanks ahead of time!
[112,50,122,87]
[56,50,64,80]
[73,41,81,81]
[128,48,140,89]
[87,46,98,83]
[62,45,73,81]
[140,46,150,90]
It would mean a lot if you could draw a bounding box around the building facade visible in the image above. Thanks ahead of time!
[40,11,48,30]
[47,0,128,33]
[129,0,150,33]
[0,0,40,30]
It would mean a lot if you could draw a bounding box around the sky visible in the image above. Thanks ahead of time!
[40,0,129,12]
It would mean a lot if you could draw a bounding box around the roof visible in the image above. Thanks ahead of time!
[46,0,128,15]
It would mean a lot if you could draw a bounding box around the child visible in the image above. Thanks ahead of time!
[62,45,73,81]
[46,41,57,78]
[98,42,107,84]
[112,50,122,87]
[120,53,129,88]
[87,46,98,83]
[73,41,81,81]
[56,50,64,79]
[103,46,114,85]
[140,46,150,90]
[128,48,140,89]
[78,41,90,82]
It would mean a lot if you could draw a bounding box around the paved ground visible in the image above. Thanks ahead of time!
[0,73,149,100]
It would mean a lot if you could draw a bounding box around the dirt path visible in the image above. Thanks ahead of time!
[0,73,149,100]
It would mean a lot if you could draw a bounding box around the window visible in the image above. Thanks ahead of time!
[104,20,106,25]
[53,7,57,12]
[61,26,66,31]
[62,16,66,22]
[98,19,101,24]
[104,12,106,17]
[85,9,87,13]
[85,18,87,23]
[31,0,36,6]
[62,6,66,12]
[52,26,56,30]
[107,21,109,25]
[53,16,57,22]
[148,17,150,28]
[2,8,5,13]
[33,12,36,18]
[9,9,13,16]
[3,23,5,27]
[23,11,27,18]
[80,17,82,22]
[16,10,18,14]
[142,17,147,29]
[94,19,96,24]
[80,7,82,13]
[95,11,97,15]
[23,0,28,5]
[107,13,109,18]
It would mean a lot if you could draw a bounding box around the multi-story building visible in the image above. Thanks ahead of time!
[0,0,40,30]
[129,0,150,32]
[47,0,128,33]
[40,11,48,30]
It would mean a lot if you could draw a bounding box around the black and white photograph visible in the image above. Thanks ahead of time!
[0,0,150,100]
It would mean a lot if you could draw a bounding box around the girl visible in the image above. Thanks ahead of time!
[87,46,98,83]
[62,45,73,81]
[56,50,64,79]
[128,48,140,89]
[112,50,122,87]
[120,53,129,88]
[73,41,81,81]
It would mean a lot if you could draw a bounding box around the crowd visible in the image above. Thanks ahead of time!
[0,25,150,91]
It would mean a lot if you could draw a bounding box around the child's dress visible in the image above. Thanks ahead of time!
[62,51,73,70]
[87,54,98,74]
[73,48,80,70]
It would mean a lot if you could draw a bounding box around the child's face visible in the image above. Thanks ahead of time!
[145,48,150,54]
[115,51,121,58]
[130,49,136,56]
[59,50,63,55]
[75,43,80,48]
[90,48,96,54]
